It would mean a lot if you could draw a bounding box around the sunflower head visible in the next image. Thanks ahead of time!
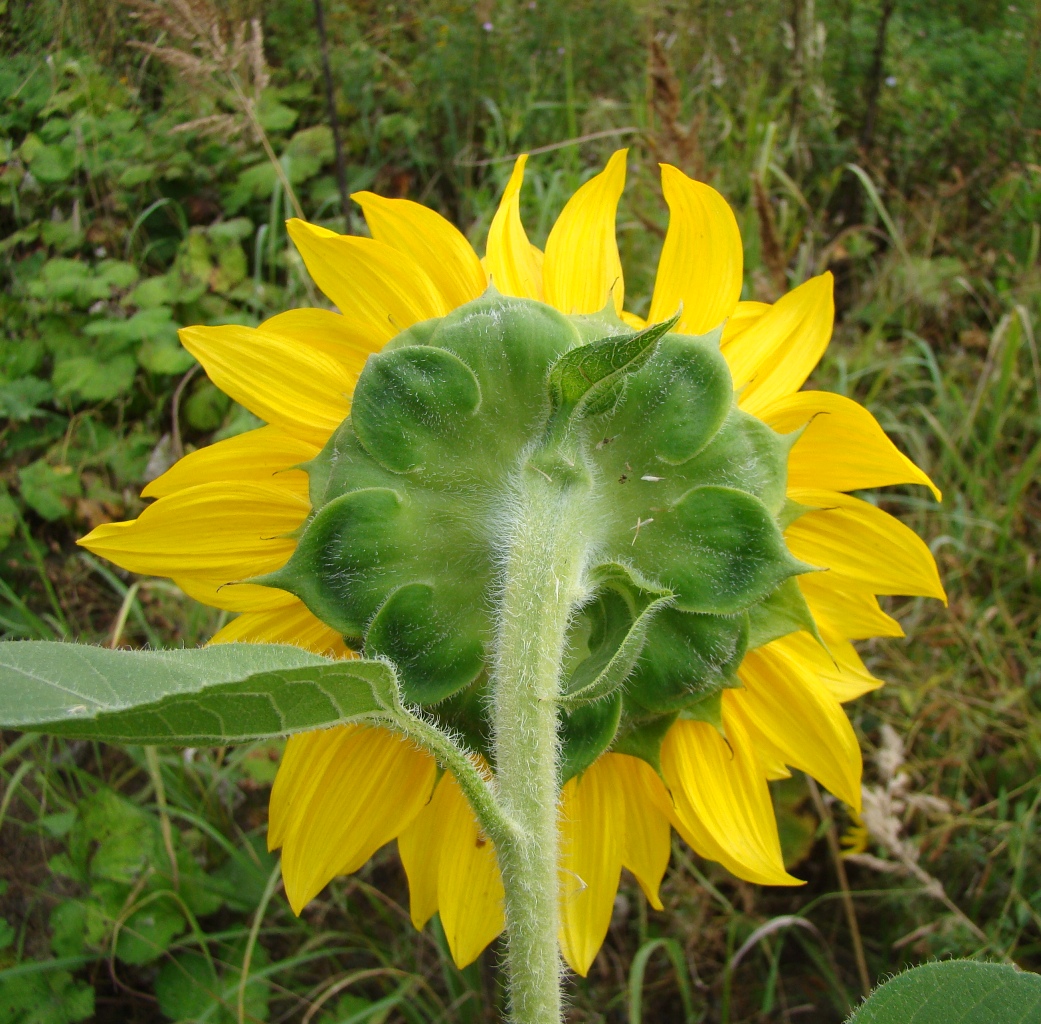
[259,282,808,780]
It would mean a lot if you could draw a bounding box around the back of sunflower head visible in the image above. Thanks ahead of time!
[258,289,808,779]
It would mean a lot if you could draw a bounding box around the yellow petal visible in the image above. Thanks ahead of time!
[722,301,770,345]
[433,771,506,968]
[648,164,743,335]
[354,191,487,311]
[606,754,672,910]
[268,725,342,851]
[731,643,863,811]
[78,481,307,580]
[558,760,623,977]
[208,600,350,658]
[798,572,903,640]
[774,628,883,703]
[786,489,946,602]
[543,150,627,315]
[142,426,317,499]
[286,219,449,341]
[397,776,447,931]
[760,390,941,500]
[721,273,833,414]
[174,574,298,613]
[179,324,354,445]
[260,307,384,375]
[619,310,647,330]
[483,155,544,300]
[662,717,801,887]
[271,724,436,914]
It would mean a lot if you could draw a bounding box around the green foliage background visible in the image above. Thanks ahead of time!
[0,0,1039,1021]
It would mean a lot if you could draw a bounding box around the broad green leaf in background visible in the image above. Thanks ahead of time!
[17,461,82,522]
[848,960,1041,1024]
[51,353,137,403]
[0,642,392,744]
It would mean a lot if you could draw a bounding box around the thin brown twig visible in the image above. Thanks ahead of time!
[806,776,871,997]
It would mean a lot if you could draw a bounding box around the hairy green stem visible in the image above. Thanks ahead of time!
[491,464,590,1024]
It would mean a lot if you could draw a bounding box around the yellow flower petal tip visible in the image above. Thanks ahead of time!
[544,149,627,315]
[649,163,743,335]
[352,190,487,310]
[485,154,544,301]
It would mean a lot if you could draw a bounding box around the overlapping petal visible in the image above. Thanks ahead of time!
[398,768,505,968]
[610,755,672,909]
[483,155,545,301]
[270,724,436,914]
[721,300,769,345]
[721,273,834,414]
[286,219,449,341]
[798,572,904,640]
[777,628,883,703]
[558,760,623,976]
[648,164,743,334]
[730,642,863,810]
[662,717,801,887]
[543,149,627,315]
[179,323,354,445]
[142,426,317,500]
[762,390,941,499]
[259,307,384,376]
[174,574,298,613]
[354,191,487,310]
[786,489,946,601]
[208,600,350,657]
[78,481,307,580]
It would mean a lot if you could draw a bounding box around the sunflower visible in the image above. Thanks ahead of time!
[80,150,944,977]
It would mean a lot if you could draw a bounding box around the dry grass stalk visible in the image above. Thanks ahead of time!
[646,36,704,181]
[846,724,1000,954]
[753,173,788,296]
[122,0,304,219]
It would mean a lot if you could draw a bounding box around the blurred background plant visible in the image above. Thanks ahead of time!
[0,0,1039,1021]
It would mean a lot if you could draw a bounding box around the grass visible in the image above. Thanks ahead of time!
[1,1,1040,1021]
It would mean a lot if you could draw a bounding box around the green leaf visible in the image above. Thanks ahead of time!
[560,691,622,784]
[746,576,820,649]
[27,141,77,183]
[284,125,333,183]
[848,960,1041,1024]
[0,378,52,421]
[52,354,137,403]
[366,582,485,704]
[547,312,680,422]
[352,345,482,474]
[17,462,81,522]
[631,485,804,615]
[0,642,393,744]
[0,968,94,1024]
[115,898,186,965]
[625,606,747,715]
[561,564,673,709]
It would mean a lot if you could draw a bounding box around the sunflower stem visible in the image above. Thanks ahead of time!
[490,464,590,1024]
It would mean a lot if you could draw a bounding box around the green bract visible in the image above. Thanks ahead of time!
[262,291,809,778]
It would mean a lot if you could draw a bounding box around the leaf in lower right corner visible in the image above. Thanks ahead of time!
[848,960,1041,1023]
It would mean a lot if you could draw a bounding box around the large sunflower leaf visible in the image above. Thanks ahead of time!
[0,641,390,744]
[848,960,1041,1024]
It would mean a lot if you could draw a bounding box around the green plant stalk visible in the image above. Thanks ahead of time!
[490,463,591,1024]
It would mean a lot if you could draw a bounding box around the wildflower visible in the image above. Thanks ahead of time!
[80,150,944,976]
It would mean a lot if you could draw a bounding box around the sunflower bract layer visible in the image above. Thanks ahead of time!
[261,292,805,775]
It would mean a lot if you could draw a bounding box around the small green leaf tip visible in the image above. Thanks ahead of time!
[261,293,805,770]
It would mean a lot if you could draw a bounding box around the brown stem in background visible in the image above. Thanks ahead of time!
[312,0,352,233]
[806,777,872,998]
[860,0,897,153]
[753,174,788,296]
[789,0,803,129]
